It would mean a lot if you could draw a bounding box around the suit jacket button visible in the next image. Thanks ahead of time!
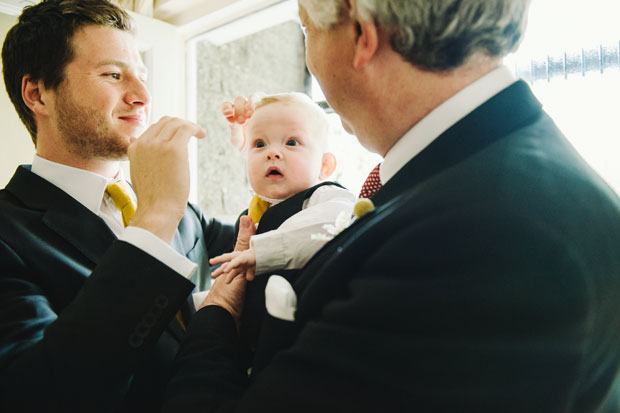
[128,333,144,348]
[155,295,169,309]
[143,313,156,328]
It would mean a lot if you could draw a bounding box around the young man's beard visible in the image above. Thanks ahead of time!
[55,86,129,160]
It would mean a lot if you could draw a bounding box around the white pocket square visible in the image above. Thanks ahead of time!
[265,275,297,321]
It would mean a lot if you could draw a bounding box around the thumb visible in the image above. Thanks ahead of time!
[234,215,255,252]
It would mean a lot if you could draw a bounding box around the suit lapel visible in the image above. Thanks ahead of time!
[7,165,193,339]
[6,166,116,264]
[294,80,543,321]
[372,80,542,207]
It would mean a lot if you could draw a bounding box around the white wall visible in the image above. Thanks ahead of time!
[131,12,185,122]
[0,10,185,187]
[125,12,186,182]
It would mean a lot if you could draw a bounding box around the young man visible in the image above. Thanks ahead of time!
[165,0,620,412]
[0,1,234,411]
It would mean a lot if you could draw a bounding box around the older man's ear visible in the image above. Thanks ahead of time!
[352,19,379,69]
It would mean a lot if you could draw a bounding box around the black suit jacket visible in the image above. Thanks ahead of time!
[0,165,234,412]
[164,81,620,412]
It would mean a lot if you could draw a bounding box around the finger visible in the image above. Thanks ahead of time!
[234,216,256,252]
[170,121,206,143]
[134,116,171,143]
[221,101,234,121]
[161,124,205,158]
[246,267,255,282]
[225,269,244,284]
[210,252,237,265]
[224,271,236,284]
[154,118,206,144]
[233,96,248,122]
[211,264,226,278]
[227,255,246,269]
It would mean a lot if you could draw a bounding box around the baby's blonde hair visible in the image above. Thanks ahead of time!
[254,92,330,149]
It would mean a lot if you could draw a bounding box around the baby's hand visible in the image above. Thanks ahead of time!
[221,94,261,151]
[210,248,257,283]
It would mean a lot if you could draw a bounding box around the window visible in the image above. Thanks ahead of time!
[505,0,620,192]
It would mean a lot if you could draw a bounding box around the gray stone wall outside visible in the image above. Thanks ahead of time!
[194,21,307,223]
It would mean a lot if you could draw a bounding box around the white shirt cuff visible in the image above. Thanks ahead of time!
[120,226,197,280]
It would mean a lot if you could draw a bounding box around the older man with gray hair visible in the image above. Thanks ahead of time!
[164,1,620,411]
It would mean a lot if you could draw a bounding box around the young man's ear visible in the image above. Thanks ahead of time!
[319,152,337,180]
[22,75,49,116]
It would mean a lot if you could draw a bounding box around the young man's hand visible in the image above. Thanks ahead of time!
[128,116,205,244]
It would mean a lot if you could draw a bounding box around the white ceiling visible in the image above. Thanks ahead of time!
[155,0,240,25]
[0,0,289,37]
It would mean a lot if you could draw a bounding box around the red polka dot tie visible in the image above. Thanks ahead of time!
[359,163,382,199]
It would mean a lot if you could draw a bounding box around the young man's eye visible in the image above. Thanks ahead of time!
[286,139,298,146]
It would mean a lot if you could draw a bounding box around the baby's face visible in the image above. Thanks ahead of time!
[245,102,325,200]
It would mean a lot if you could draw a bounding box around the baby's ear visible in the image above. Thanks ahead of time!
[319,152,337,180]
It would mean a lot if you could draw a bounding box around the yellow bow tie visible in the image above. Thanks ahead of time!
[248,194,271,224]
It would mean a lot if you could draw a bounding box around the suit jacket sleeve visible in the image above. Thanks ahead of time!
[0,240,195,412]
[164,306,248,412]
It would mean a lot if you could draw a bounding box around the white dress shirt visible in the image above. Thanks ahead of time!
[31,155,197,279]
[251,185,356,275]
[380,66,516,185]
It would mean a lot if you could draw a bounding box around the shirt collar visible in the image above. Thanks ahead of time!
[31,155,123,215]
[380,65,516,185]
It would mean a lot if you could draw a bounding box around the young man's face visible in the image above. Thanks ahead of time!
[246,102,325,200]
[48,25,150,160]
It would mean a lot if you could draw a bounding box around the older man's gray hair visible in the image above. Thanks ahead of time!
[299,0,531,71]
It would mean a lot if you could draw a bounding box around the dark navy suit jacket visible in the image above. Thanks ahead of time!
[0,165,234,412]
[164,81,620,412]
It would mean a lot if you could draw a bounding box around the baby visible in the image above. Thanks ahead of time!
[210,92,356,368]
[210,92,355,281]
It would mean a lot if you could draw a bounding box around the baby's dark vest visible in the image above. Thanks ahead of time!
[234,181,345,369]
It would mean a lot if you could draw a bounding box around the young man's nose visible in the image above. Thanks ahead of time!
[125,76,151,107]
